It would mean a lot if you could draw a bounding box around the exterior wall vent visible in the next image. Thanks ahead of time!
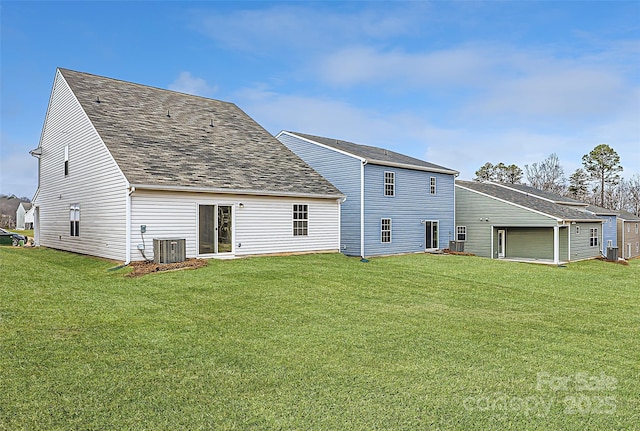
[153,238,186,264]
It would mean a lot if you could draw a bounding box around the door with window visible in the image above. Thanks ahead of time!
[198,204,233,255]
[497,229,506,258]
[425,220,439,250]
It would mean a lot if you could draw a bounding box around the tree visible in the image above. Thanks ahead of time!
[581,144,623,207]
[474,162,522,183]
[627,174,640,216]
[567,169,589,201]
[524,153,566,194]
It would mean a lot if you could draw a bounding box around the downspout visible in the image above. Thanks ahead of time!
[568,224,571,262]
[360,160,366,258]
[621,222,625,259]
[553,225,559,265]
[490,225,494,259]
[125,185,135,264]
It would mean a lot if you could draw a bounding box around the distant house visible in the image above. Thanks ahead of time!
[16,202,33,230]
[617,210,640,259]
[455,181,603,263]
[31,69,343,262]
[276,131,458,257]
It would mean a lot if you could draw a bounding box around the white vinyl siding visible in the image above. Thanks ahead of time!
[33,70,128,261]
[130,190,339,261]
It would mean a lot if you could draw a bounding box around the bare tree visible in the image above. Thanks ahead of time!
[524,153,566,194]
[627,174,640,216]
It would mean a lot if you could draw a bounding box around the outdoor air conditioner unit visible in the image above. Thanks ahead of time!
[153,238,186,264]
[448,241,465,252]
[606,247,618,262]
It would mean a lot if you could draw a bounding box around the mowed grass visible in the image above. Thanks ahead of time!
[1,248,638,430]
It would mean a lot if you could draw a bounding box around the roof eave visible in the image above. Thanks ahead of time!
[366,158,459,175]
[130,183,344,200]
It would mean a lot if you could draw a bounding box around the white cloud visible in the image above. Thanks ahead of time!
[168,72,218,97]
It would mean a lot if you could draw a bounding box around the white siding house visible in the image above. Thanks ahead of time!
[31,69,343,262]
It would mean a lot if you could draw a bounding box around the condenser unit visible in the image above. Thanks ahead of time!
[153,238,186,264]
[448,241,465,252]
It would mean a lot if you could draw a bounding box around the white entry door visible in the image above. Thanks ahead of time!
[498,229,506,258]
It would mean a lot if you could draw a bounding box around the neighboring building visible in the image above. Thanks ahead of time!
[455,181,603,263]
[16,202,33,230]
[276,131,458,257]
[617,210,640,260]
[490,182,618,256]
[30,69,343,262]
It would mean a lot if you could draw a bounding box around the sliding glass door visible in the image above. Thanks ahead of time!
[198,204,233,255]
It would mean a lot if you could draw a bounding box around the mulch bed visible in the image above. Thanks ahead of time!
[443,249,476,256]
[126,258,208,277]
[595,256,630,265]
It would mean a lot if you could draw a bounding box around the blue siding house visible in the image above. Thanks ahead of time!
[276,131,459,257]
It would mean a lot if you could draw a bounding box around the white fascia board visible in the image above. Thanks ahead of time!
[455,184,561,222]
[366,159,459,175]
[130,183,345,200]
[277,131,366,162]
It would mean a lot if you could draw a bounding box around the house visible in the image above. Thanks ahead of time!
[490,182,618,256]
[276,131,458,257]
[617,210,640,259]
[30,69,343,262]
[16,202,33,230]
[455,181,603,263]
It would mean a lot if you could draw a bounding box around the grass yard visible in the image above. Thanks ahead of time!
[1,248,638,430]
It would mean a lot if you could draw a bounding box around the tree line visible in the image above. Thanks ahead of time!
[474,144,639,216]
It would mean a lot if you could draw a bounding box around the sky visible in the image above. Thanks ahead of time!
[1,1,639,199]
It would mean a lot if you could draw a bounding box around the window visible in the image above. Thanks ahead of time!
[430,177,437,195]
[607,240,613,248]
[575,226,580,235]
[384,171,395,197]
[456,226,467,241]
[381,218,392,243]
[69,204,80,236]
[293,204,308,236]
[627,224,630,233]
[636,223,639,234]
[64,145,69,176]
[589,228,598,247]
[636,242,639,253]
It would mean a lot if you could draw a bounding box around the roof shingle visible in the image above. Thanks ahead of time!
[59,69,341,197]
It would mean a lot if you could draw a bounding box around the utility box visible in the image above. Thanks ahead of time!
[153,238,186,264]
[448,241,465,252]
[606,247,618,261]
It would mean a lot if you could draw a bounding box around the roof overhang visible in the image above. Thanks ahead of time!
[366,159,459,175]
[130,183,345,200]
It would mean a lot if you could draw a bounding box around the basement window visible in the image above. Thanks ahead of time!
[293,204,308,236]
[69,204,80,237]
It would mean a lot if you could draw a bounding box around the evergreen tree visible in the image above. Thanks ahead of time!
[581,144,622,207]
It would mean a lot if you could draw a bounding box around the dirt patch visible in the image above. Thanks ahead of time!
[127,258,208,277]
[595,256,630,266]
[443,249,476,256]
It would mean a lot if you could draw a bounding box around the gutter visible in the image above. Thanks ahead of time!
[129,183,344,200]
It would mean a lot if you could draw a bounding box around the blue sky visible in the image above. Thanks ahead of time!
[2,1,639,198]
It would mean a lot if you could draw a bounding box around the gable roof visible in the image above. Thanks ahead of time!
[19,202,32,211]
[585,204,618,216]
[617,209,640,221]
[456,180,602,222]
[495,182,586,206]
[284,131,458,175]
[57,69,341,198]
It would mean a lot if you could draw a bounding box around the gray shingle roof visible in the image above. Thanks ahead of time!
[59,69,341,197]
[498,183,586,206]
[456,180,602,221]
[617,209,640,221]
[287,132,458,174]
[585,204,618,216]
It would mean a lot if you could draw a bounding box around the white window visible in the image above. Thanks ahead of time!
[456,226,467,241]
[381,218,391,243]
[607,240,613,248]
[636,242,639,253]
[293,204,308,236]
[575,226,580,235]
[64,145,69,176]
[589,228,598,247]
[384,172,395,197]
[627,224,630,233]
[430,177,436,195]
[636,223,639,234]
[69,204,80,237]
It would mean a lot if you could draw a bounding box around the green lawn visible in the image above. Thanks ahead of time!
[1,248,638,430]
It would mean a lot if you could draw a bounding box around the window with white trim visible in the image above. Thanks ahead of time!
[636,223,639,234]
[456,226,467,241]
[589,228,598,247]
[627,224,630,233]
[607,240,613,248]
[430,177,436,195]
[636,242,639,253]
[69,204,80,237]
[381,218,391,243]
[384,171,395,197]
[64,145,69,176]
[293,204,308,236]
